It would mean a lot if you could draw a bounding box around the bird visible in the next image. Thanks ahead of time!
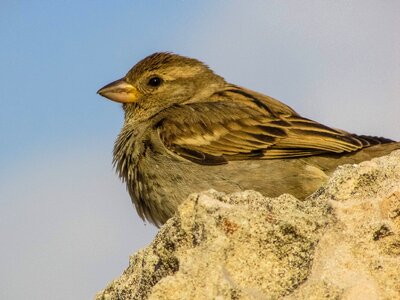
[97,52,400,226]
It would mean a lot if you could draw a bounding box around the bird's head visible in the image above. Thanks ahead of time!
[97,52,226,120]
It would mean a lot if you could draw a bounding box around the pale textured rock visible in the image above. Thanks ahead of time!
[287,150,400,300]
[95,151,400,300]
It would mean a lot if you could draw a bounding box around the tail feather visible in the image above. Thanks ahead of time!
[352,134,395,147]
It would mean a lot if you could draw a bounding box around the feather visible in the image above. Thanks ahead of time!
[155,86,382,165]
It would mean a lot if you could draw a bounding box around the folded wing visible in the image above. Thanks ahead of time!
[156,88,388,165]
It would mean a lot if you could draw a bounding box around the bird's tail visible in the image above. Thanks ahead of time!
[352,134,395,147]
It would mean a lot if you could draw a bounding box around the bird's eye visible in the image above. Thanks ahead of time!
[148,76,162,87]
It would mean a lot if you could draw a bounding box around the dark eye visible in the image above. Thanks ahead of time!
[148,76,162,87]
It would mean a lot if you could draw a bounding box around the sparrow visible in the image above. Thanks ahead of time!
[98,52,400,226]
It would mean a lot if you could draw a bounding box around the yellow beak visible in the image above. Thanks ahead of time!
[97,78,141,103]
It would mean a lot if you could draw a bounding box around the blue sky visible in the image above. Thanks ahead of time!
[1,1,399,299]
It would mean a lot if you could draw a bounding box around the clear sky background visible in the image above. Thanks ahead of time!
[1,1,399,299]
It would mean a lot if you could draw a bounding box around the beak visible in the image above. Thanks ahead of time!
[97,78,141,103]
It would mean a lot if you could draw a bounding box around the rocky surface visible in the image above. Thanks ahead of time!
[95,150,400,300]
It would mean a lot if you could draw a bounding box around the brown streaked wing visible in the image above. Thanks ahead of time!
[156,90,370,165]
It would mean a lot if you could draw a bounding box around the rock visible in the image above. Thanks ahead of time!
[95,151,400,300]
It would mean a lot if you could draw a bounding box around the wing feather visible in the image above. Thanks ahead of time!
[156,88,377,165]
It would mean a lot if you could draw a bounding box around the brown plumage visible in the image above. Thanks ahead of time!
[98,52,400,226]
